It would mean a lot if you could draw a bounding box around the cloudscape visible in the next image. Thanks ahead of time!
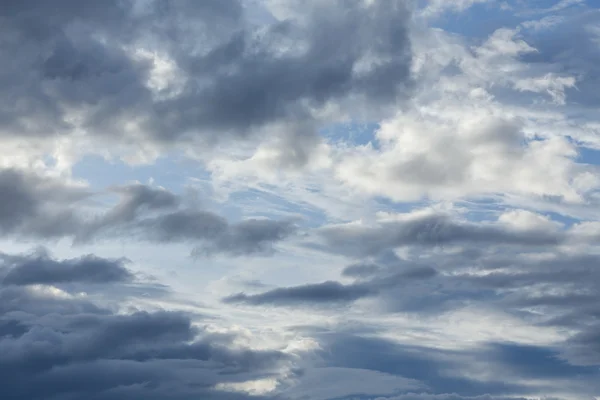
[1,0,600,399]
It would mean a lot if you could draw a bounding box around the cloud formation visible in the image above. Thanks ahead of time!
[2,1,600,399]
[0,249,295,400]
[0,249,133,285]
[0,168,296,256]
[316,210,564,258]
[1,0,414,168]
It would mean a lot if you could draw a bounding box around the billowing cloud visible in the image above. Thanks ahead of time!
[0,0,413,168]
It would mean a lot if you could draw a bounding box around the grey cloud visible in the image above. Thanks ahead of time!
[0,251,133,286]
[161,0,412,133]
[563,324,600,366]
[134,210,228,241]
[314,333,527,397]
[373,266,439,287]
[84,183,298,256]
[224,263,437,307]
[0,0,413,164]
[342,263,383,278]
[133,211,297,256]
[0,271,293,400]
[0,168,89,238]
[78,183,182,242]
[364,245,600,376]
[373,395,528,400]
[454,252,600,319]
[194,218,299,256]
[318,213,563,258]
[105,184,180,222]
[306,331,600,399]
[224,281,375,306]
[0,168,295,257]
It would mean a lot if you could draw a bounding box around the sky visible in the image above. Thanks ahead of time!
[1,0,600,399]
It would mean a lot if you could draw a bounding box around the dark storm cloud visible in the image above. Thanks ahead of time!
[0,250,133,285]
[0,0,413,161]
[317,213,563,258]
[0,266,293,400]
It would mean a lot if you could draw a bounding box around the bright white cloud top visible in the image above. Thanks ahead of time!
[1,1,600,399]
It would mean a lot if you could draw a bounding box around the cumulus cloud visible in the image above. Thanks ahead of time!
[0,0,414,168]
[327,12,600,207]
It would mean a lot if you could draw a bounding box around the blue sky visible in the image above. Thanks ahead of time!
[1,1,600,399]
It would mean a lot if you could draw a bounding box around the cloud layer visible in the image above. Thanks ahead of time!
[2,1,600,399]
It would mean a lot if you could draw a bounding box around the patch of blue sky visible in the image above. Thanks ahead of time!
[543,210,582,227]
[372,196,425,215]
[428,2,520,38]
[320,121,380,148]
[576,146,600,165]
[72,153,210,193]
